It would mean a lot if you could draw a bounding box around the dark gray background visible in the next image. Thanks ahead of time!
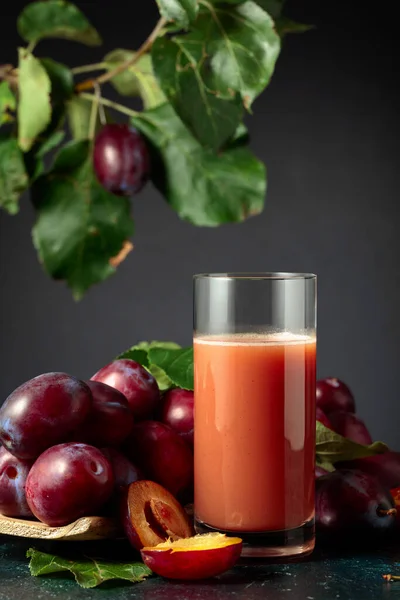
[0,2,398,447]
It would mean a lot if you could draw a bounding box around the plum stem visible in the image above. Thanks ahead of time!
[80,94,139,119]
[88,84,100,140]
[71,63,107,75]
[377,507,397,517]
[75,17,168,93]
[383,574,400,582]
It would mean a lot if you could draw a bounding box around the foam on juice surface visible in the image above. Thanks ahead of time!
[194,332,316,346]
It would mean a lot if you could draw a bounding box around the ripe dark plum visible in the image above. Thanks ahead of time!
[0,446,33,517]
[73,381,134,447]
[315,465,329,478]
[316,378,355,414]
[316,469,396,535]
[316,406,332,429]
[124,421,193,500]
[0,373,92,459]
[93,124,149,196]
[161,389,194,447]
[337,451,400,490]
[101,447,143,488]
[25,443,114,526]
[91,359,160,421]
[328,410,373,445]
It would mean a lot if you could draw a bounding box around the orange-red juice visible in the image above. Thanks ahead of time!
[194,333,316,532]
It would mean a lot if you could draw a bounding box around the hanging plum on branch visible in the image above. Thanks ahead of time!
[0,0,311,299]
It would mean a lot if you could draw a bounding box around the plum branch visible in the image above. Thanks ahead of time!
[75,17,168,93]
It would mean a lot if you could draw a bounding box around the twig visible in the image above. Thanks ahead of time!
[80,93,139,119]
[75,17,167,93]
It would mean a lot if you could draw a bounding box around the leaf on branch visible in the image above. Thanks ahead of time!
[27,548,152,588]
[152,37,243,150]
[104,50,166,109]
[252,0,286,18]
[132,103,266,227]
[32,140,134,299]
[148,347,194,391]
[0,81,16,125]
[17,1,102,46]
[152,1,280,145]
[66,96,100,140]
[275,17,314,36]
[316,422,389,466]
[17,50,52,152]
[0,134,29,215]
[156,0,199,28]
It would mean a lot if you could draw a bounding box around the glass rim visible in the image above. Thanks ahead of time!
[193,272,317,281]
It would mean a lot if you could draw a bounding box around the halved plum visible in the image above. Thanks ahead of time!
[141,532,243,580]
[121,480,193,550]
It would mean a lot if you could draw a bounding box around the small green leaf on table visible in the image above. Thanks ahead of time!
[0,81,16,125]
[156,0,199,28]
[316,422,388,466]
[17,0,102,46]
[27,548,152,589]
[0,134,29,215]
[152,37,243,150]
[32,140,134,299]
[118,341,182,390]
[104,50,166,109]
[148,346,194,391]
[18,50,52,152]
[133,103,266,227]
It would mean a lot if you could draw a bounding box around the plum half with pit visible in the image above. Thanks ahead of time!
[316,377,356,414]
[121,480,193,551]
[91,359,160,421]
[124,421,193,499]
[316,469,396,536]
[161,389,194,447]
[0,446,33,517]
[25,443,114,526]
[73,381,134,447]
[0,373,92,459]
[328,410,373,445]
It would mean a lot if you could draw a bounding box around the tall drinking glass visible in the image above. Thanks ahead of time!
[193,273,317,558]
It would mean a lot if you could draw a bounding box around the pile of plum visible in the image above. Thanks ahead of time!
[316,378,400,537]
[0,363,399,544]
[0,359,194,528]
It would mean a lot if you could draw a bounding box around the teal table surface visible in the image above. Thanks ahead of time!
[1,537,400,600]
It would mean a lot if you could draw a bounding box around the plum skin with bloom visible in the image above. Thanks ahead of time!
[93,124,150,196]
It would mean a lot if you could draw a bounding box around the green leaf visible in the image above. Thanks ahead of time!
[104,50,166,109]
[156,0,199,28]
[148,347,194,390]
[27,548,152,589]
[117,341,182,390]
[152,37,242,150]
[32,140,134,299]
[316,422,389,466]
[275,17,314,36]
[0,134,29,214]
[132,103,266,226]
[0,81,16,125]
[253,0,285,18]
[36,130,65,158]
[18,1,102,46]
[66,96,103,140]
[18,49,52,152]
[188,1,281,108]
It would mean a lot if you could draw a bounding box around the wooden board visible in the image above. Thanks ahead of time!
[0,514,120,541]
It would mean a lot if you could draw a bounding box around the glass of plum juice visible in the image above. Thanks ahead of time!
[193,273,317,558]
